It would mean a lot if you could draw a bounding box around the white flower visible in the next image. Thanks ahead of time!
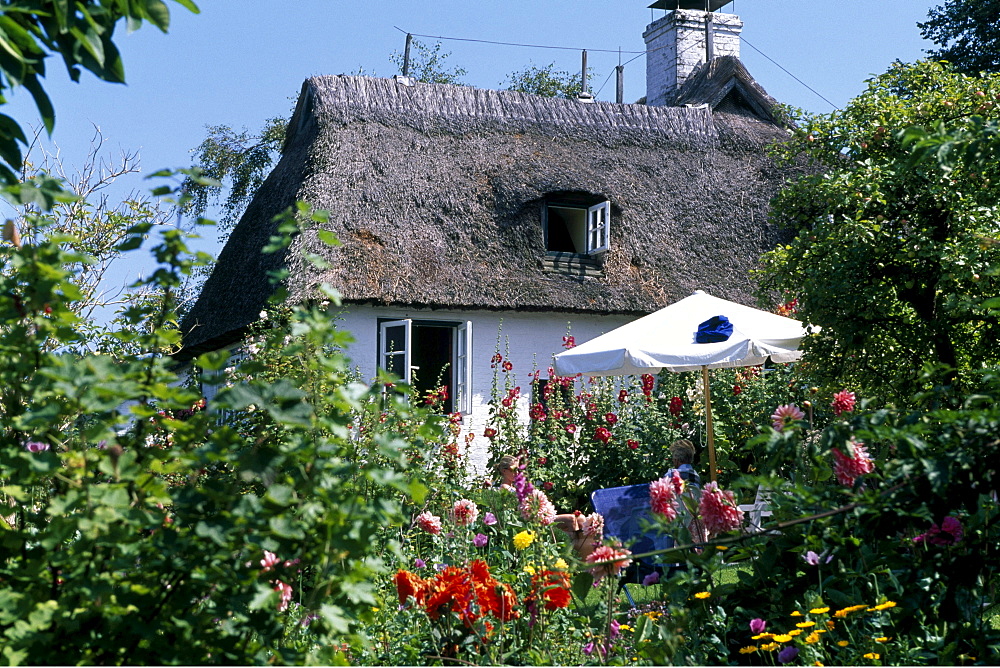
[259,310,268,320]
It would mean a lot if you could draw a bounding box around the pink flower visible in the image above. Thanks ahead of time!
[491,353,502,367]
[483,512,498,526]
[566,423,577,434]
[618,389,628,403]
[520,489,556,525]
[914,516,964,546]
[642,571,660,586]
[585,544,633,582]
[562,335,576,349]
[416,511,443,535]
[473,533,489,547]
[831,390,856,416]
[593,426,612,444]
[749,618,767,634]
[273,579,293,612]
[484,427,498,438]
[649,471,685,520]
[502,360,513,372]
[831,439,874,486]
[698,482,745,537]
[529,403,547,421]
[771,404,805,431]
[24,441,49,453]
[260,551,280,572]
[452,499,479,526]
[605,412,618,425]
[581,512,604,541]
[627,439,639,450]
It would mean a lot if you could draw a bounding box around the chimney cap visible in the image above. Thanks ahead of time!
[648,0,733,11]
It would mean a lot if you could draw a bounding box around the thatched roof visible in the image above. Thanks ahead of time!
[179,61,799,360]
[672,56,782,124]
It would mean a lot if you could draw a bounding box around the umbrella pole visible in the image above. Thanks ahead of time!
[703,365,717,484]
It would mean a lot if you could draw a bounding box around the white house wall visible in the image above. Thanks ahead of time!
[334,305,635,474]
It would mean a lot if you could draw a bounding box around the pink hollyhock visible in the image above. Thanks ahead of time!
[831,439,874,486]
[484,427,498,438]
[483,512,497,526]
[698,482,745,537]
[669,396,683,417]
[605,412,618,425]
[520,489,556,525]
[562,335,576,349]
[593,426,612,444]
[831,390,856,416]
[566,423,577,434]
[914,516,964,546]
[649,470,685,520]
[585,544,633,582]
[260,551,281,572]
[416,511,443,535]
[473,533,489,547]
[771,404,805,431]
[627,439,639,450]
[502,360,513,372]
[491,353,502,367]
[452,499,479,526]
[733,385,742,395]
[25,441,50,453]
[529,403,547,421]
[273,579,293,612]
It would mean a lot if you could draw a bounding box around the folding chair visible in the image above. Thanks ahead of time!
[591,484,676,606]
[738,485,774,534]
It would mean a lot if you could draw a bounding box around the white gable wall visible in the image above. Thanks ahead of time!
[334,305,635,474]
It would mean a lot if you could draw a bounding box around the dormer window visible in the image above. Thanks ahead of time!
[544,198,610,256]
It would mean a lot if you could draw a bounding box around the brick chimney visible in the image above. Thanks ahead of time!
[643,9,743,106]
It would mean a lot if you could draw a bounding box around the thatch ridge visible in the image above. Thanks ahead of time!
[672,55,782,125]
[180,73,801,361]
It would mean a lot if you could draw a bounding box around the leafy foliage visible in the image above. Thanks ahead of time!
[502,62,594,99]
[0,0,199,183]
[180,117,288,235]
[760,60,1000,404]
[390,39,467,85]
[920,0,1000,75]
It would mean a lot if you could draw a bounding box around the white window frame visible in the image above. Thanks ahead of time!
[379,319,412,384]
[587,201,610,254]
[377,318,474,414]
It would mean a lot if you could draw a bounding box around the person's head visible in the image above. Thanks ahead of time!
[670,439,696,466]
[496,455,519,484]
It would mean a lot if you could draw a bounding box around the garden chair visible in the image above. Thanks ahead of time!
[591,481,701,605]
[738,485,773,534]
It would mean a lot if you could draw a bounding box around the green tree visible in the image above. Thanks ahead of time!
[920,0,1000,75]
[390,39,467,85]
[760,60,1000,403]
[502,62,594,99]
[0,0,199,183]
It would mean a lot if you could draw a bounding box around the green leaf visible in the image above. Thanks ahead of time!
[144,0,171,31]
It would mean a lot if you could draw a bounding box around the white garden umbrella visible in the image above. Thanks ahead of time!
[553,290,813,482]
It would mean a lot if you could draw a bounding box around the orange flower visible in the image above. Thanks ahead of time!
[530,570,573,611]
[394,569,428,607]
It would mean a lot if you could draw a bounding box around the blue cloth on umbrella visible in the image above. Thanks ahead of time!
[695,315,733,343]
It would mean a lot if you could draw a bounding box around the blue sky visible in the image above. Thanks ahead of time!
[3,0,938,249]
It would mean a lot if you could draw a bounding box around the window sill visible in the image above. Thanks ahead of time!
[540,252,604,277]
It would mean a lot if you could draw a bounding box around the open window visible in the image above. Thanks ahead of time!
[544,199,610,255]
[378,318,473,414]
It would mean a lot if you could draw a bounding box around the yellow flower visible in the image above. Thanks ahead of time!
[620,624,633,632]
[814,663,825,666]
[805,632,821,644]
[826,620,836,630]
[760,642,780,651]
[875,636,890,643]
[715,545,729,550]
[809,607,830,614]
[868,601,897,611]
[863,653,880,660]
[554,558,568,570]
[837,640,849,647]
[523,565,536,575]
[787,630,803,637]
[694,591,711,600]
[772,634,793,643]
[834,604,867,618]
[739,646,758,654]
[752,633,774,640]
[790,610,803,617]
[513,531,535,550]
[645,611,663,621]
[796,621,816,628]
